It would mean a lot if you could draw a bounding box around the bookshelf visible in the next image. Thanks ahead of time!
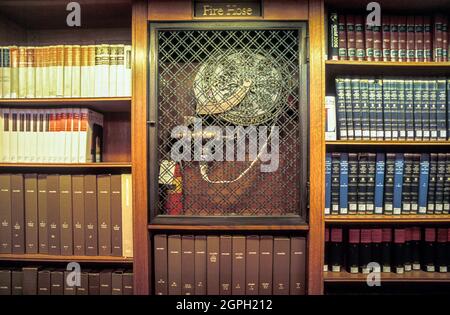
[0,0,135,294]
[324,270,450,283]
[325,215,450,224]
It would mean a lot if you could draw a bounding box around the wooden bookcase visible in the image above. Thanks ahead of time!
[0,0,134,288]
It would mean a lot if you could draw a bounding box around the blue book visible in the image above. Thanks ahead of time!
[374,153,385,214]
[393,153,404,215]
[339,153,349,214]
[325,153,332,215]
[418,153,430,214]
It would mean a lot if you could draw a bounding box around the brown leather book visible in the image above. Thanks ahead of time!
[415,16,424,62]
[76,271,89,295]
[122,270,133,295]
[111,270,123,295]
[168,234,182,295]
[23,266,38,295]
[382,15,391,61]
[206,235,220,295]
[245,235,259,295]
[63,270,76,295]
[273,237,290,295]
[338,14,347,60]
[84,175,98,256]
[11,174,25,254]
[37,174,48,254]
[390,16,399,62]
[194,235,207,295]
[259,235,273,294]
[59,175,73,255]
[100,269,112,295]
[232,236,246,295]
[219,235,232,295]
[290,237,306,295]
[110,174,122,256]
[0,270,11,295]
[47,174,60,255]
[11,269,23,295]
[181,235,195,295]
[424,16,432,62]
[0,174,12,253]
[355,15,366,61]
[72,175,85,256]
[97,174,111,255]
[88,271,100,295]
[406,16,416,62]
[346,15,356,60]
[398,16,407,62]
[50,270,64,295]
[154,234,168,295]
[38,270,51,295]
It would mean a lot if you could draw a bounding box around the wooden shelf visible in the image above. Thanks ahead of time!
[0,254,133,264]
[324,270,450,283]
[326,140,450,146]
[325,215,450,223]
[148,224,309,231]
[0,97,131,112]
[0,162,131,169]
[326,60,450,67]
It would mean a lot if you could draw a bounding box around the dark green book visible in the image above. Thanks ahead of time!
[427,153,438,214]
[428,80,438,141]
[351,78,362,139]
[368,79,377,140]
[410,154,420,214]
[384,153,396,214]
[413,80,423,140]
[390,79,399,140]
[397,79,406,140]
[360,78,370,140]
[344,78,354,140]
[375,79,384,140]
[331,153,341,214]
[444,154,450,213]
[335,77,347,140]
[436,79,447,140]
[348,153,359,214]
[366,153,376,214]
[382,79,392,140]
[357,153,368,214]
[404,80,415,140]
[402,153,413,214]
[434,153,446,214]
[421,80,430,140]
[328,13,339,60]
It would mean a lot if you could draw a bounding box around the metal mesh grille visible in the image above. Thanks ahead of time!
[155,27,304,216]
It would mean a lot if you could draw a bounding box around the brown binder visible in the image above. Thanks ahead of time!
[181,235,195,295]
[88,271,100,295]
[219,235,232,295]
[11,174,25,254]
[273,237,290,295]
[0,270,11,295]
[84,175,98,256]
[47,174,60,255]
[194,235,207,295]
[259,235,273,294]
[11,270,23,295]
[50,270,64,295]
[76,271,89,295]
[245,235,259,295]
[24,174,38,254]
[38,270,51,295]
[168,234,182,295]
[72,175,85,255]
[23,266,38,295]
[63,270,76,295]
[110,174,122,256]
[207,235,220,295]
[232,236,246,295]
[122,270,133,295]
[97,174,111,255]
[37,174,48,254]
[0,174,12,253]
[290,237,306,295]
[59,175,73,255]
[154,234,168,295]
[99,269,112,295]
[111,270,123,295]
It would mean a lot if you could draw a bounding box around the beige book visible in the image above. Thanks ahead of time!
[35,47,43,98]
[71,108,80,163]
[57,109,66,162]
[35,110,44,162]
[26,47,35,98]
[9,109,18,162]
[88,45,96,97]
[121,174,133,258]
[109,45,118,97]
[42,46,51,97]
[30,113,38,163]
[80,46,89,97]
[63,45,73,97]
[71,45,81,97]
[55,45,64,97]
[0,108,3,162]
[9,46,19,98]
[18,47,27,98]
[124,45,132,97]
[2,109,10,161]
[116,45,125,96]
[23,112,33,162]
[64,109,72,163]
[48,46,57,97]
[95,44,110,97]
[17,112,26,162]
[2,47,11,98]
[0,47,3,98]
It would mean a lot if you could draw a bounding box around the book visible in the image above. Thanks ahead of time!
[0,174,12,253]
[355,15,365,61]
[344,77,354,139]
[121,173,133,258]
[97,174,111,255]
[329,12,339,60]
[398,16,407,61]
[346,15,356,60]
[37,174,48,254]
[259,235,273,294]
[331,152,340,214]
[330,228,343,272]
[59,175,73,255]
[424,228,436,272]
[339,152,349,214]
[273,237,290,295]
[338,14,348,60]
[290,237,306,295]
[154,234,168,295]
[382,16,391,61]
[194,235,207,295]
[392,153,405,215]
[347,229,360,274]
[325,153,332,215]
[24,174,38,254]
[231,236,246,295]
[11,174,24,254]
[356,153,367,214]
[111,175,122,256]
[427,154,438,214]
[390,16,399,61]
[84,174,98,256]
[325,96,337,140]
[245,235,259,295]
[347,153,358,215]
[99,270,112,295]
[167,235,182,295]
[374,153,385,214]
[206,235,220,295]
[393,229,406,274]
[219,235,232,295]
[72,175,85,256]
[181,235,195,295]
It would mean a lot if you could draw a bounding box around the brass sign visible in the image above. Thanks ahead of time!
[194,1,262,18]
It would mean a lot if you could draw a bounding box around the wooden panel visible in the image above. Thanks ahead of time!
[324,271,450,283]
[0,254,132,264]
[149,224,309,231]
[264,0,308,20]
[325,215,450,224]
[0,162,131,169]
[0,12,27,45]
[132,0,150,295]
[27,28,131,45]
[148,0,192,20]
[307,0,325,295]
[103,112,132,163]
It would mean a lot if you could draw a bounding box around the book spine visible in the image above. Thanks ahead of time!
[448,80,450,138]
[47,174,59,255]
[181,235,195,295]
[18,47,27,98]
[384,153,396,214]
[382,16,391,61]
[290,237,306,295]
[330,228,343,272]
[10,46,18,98]
[339,152,349,215]
[410,154,421,214]
[424,16,432,62]
[194,235,207,295]
[63,45,73,97]
[116,45,126,96]
[11,174,24,254]
[366,153,376,214]
[424,228,436,272]
[231,236,246,295]
[402,154,413,214]
[121,174,133,258]
[99,270,112,295]
[375,79,384,140]
[398,16,407,61]
[393,153,405,215]
[443,16,448,61]
[346,15,356,60]
[26,47,35,98]
[397,79,406,140]
[335,78,347,140]
[245,235,259,295]
[437,79,447,140]
[72,175,85,256]
[331,153,340,214]
[206,235,220,295]
[382,79,392,140]
[422,80,430,140]
[124,45,132,97]
[415,16,424,62]
[406,16,415,62]
[365,23,374,61]
[418,153,430,214]
[390,79,399,140]
[84,174,98,255]
[273,237,290,295]
[355,15,365,61]
[37,175,47,254]
[24,174,38,254]
[338,15,347,60]
[0,174,12,253]
[351,78,362,139]
[429,80,438,140]
[390,16,399,61]
[413,80,423,140]
[219,235,232,295]
[168,235,182,295]
[325,153,332,215]
[344,78,354,139]
[325,96,337,140]
[435,154,446,214]
[109,45,118,97]
[360,78,370,140]
[71,45,81,97]
[373,22,382,61]
[259,236,273,294]
[348,153,358,215]
[444,154,450,213]
[368,79,377,139]
[374,153,385,214]
[2,48,12,98]
[394,229,406,274]
[360,229,372,273]
[110,174,122,256]
[329,12,339,60]
[347,229,360,273]
[434,15,443,61]
[59,175,73,255]
[357,153,368,214]
[55,45,64,97]
[405,80,415,140]
[427,153,438,214]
